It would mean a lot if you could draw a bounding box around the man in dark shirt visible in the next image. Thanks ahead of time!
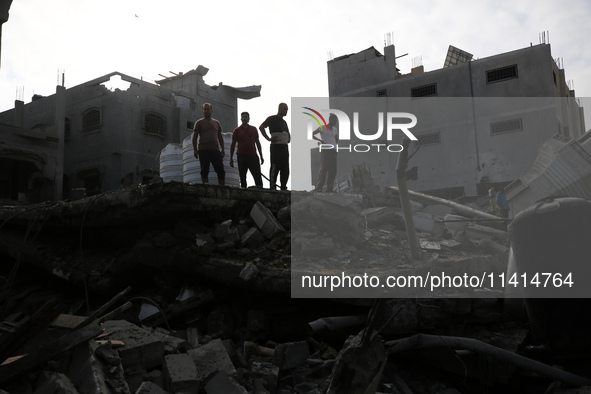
[192,103,225,185]
[230,111,264,188]
[259,102,290,190]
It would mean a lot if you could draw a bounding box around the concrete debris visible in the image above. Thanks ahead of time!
[163,353,199,392]
[239,261,260,281]
[250,201,286,239]
[188,338,237,384]
[2,183,588,393]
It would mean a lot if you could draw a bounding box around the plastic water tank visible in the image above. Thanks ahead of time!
[159,143,183,182]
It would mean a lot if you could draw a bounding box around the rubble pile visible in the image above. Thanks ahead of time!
[1,182,591,392]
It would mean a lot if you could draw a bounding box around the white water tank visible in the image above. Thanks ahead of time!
[182,133,239,186]
[159,143,183,182]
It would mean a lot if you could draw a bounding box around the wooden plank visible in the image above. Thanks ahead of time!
[0,323,103,385]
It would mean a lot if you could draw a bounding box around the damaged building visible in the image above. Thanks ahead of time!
[0,68,260,202]
[311,42,586,200]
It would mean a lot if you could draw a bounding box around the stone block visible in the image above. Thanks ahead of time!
[250,201,285,239]
[204,371,248,394]
[188,338,237,384]
[163,353,199,393]
[274,341,310,370]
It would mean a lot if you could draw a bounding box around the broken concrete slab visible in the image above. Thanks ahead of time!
[250,201,286,239]
[101,320,186,370]
[187,338,237,384]
[163,353,199,393]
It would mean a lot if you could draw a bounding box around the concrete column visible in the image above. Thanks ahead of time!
[13,99,23,127]
[54,85,66,201]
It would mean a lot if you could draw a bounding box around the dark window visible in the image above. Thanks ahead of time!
[145,113,167,136]
[490,118,523,135]
[376,89,387,97]
[553,71,557,86]
[486,65,518,83]
[82,108,101,133]
[411,83,437,97]
[417,132,441,146]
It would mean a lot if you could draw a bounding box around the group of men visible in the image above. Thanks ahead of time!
[191,102,291,190]
[191,101,340,192]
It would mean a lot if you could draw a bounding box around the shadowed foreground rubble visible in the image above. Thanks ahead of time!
[0,181,590,393]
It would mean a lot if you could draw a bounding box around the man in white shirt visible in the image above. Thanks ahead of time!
[312,113,339,192]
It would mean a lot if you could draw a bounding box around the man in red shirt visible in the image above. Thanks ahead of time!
[192,103,226,185]
[230,112,264,188]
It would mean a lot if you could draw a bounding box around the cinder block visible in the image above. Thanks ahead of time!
[250,201,285,239]
[274,341,310,370]
[204,371,248,394]
[163,353,199,393]
[101,320,186,370]
[188,338,237,384]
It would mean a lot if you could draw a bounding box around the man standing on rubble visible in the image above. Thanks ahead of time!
[312,113,339,192]
[230,111,264,188]
[259,103,290,190]
[193,103,226,186]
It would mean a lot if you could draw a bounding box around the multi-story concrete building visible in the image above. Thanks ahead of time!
[314,43,585,198]
[0,67,260,201]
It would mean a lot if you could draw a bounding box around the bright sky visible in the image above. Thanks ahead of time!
[2,0,591,189]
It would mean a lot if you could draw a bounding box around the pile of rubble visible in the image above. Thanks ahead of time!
[1,182,591,392]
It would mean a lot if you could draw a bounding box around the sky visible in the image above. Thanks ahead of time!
[1,0,591,189]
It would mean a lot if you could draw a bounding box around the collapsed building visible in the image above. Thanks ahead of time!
[0,68,260,202]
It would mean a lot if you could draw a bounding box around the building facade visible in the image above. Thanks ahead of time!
[0,67,260,201]
[315,43,585,198]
